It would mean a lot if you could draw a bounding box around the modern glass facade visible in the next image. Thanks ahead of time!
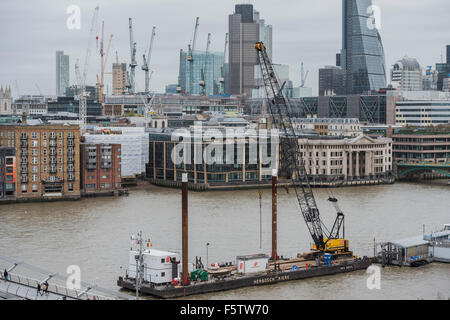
[179,50,224,96]
[56,51,70,96]
[146,130,275,185]
[342,0,386,94]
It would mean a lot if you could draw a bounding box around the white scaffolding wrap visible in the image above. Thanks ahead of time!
[84,127,149,177]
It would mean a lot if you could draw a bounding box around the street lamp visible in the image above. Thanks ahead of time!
[206,242,210,270]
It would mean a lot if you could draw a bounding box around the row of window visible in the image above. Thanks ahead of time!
[21,132,75,139]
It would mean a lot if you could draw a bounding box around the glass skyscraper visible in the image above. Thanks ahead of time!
[179,50,224,96]
[342,0,386,94]
[56,51,70,96]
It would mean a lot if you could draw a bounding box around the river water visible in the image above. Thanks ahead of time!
[0,181,449,300]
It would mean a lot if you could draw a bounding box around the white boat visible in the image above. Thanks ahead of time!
[425,224,450,263]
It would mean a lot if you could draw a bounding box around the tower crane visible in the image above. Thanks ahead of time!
[255,42,348,257]
[79,6,99,132]
[300,62,309,88]
[142,26,156,93]
[97,21,113,103]
[187,17,199,94]
[199,33,211,96]
[128,18,137,94]
[219,33,228,95]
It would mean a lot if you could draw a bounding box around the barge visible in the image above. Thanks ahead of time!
[117,248,373,299]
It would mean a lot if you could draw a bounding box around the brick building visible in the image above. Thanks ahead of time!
[0,123,80,200]
[80,143,122,194]
[0,147,16,199]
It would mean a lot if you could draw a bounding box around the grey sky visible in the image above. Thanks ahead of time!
[0,0,449,97]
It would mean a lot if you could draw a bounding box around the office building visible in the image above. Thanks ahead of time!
[165,84,179,94]
[423,66,438,91]
[391,56,423,91]
[0,123,81,200]
[47,96,102,116]
[13,95,49,115]
[229,4,260,96]
[291,118,362,137]
[395,100,450,126]
[253,64,290,99]
[443,78,450,92]
[254,10,272,61]
[146,127,275,188]
[113,63,128,96]
[392,127,450,164]
[342,0,387,94]
[246,94,391,124]
[102,95,147,117]
[336,53,342,67]
[436,45,450,91]
[295,134,393,181]
[386,90,450,126]
[65,85,97,101]
[56,51,70,96]
[178,50,224,96]
[319,66,346,96]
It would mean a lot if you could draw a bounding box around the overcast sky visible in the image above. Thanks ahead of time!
[0,0,449,97]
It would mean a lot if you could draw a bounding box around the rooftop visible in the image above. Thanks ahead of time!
[389,236,429,248]
[394,125,450,135]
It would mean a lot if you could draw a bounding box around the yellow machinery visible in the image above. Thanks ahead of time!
[312,238,349,253]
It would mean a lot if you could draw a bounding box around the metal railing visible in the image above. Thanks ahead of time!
[1,273,114,300]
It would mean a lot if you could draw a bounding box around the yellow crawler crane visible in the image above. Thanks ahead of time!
[255,41,350,258]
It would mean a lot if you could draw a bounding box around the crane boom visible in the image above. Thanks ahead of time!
[79,6,99,132]
[142,26,156,92]
[98,20,113,103]
[128,18,137,93]
[255,42,347,253]
[187,17,199,94]
[199,33,211,96]
[219,33,228,95]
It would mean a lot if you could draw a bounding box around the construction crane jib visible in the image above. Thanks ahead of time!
[199,33,211,96]
[254,41,348,254]
[79,6,99,133]
[142,26,156,93]
[187,17,199,94]
[128,18,137,94]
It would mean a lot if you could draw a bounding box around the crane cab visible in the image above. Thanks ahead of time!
[255,42,265,52]
[312,238,349,253]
